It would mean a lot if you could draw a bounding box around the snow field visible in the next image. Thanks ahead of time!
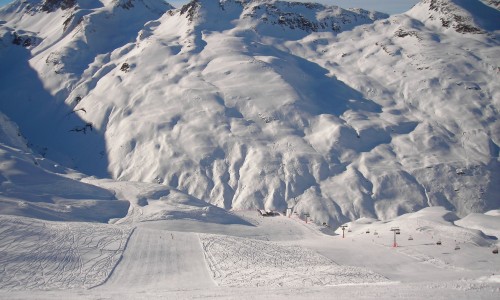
[0,215,133,290]
[0,207,499,298]
[332,207,500,274]
[200,233,389,287]
[100,227,214,290]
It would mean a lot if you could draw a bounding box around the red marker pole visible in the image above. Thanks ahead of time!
[390,227,400,248]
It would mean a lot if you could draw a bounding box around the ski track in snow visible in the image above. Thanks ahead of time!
[0,215,132,290]
[0,0,498,230]
[0,209,499,298]
[395,247,464,271]
[100,227,214,290]
[200,233,389,287]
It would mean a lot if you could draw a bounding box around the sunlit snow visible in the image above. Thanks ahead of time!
[0,0,499,298]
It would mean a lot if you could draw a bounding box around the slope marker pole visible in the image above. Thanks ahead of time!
[341,225,347,238]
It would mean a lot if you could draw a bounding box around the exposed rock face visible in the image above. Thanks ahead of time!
[481,0,500,9]
[11,32,40,47]
[41,0,76,12]
[408,0,500,33]
[180,0,200,22]
[428,0,482,33]
[181,0,388,33]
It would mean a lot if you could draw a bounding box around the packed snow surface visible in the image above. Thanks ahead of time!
[200,233,388,287]
[0,208,499,298]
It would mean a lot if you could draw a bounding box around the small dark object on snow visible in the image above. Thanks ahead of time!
[70,122,93,134]
[436,241,442,245]
[257,209,277,217]
[121,63,130,72]
[493,248,498,254]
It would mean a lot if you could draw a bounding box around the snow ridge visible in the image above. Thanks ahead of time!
[180,0,388,35]
[407,0,500,33]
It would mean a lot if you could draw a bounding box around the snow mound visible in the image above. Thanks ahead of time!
[200,233,389,287]
[0,215,133,290]
[485,209,500,216]
[87,179,254,225]
[455,212,500,240]
[342,207,495,247]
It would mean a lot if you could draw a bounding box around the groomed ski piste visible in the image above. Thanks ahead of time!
[0,204,499,299]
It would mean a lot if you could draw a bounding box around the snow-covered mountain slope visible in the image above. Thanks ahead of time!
[407,0,500,33]
[0,0,172,177]
[0,109,238,224]
[283,0,500,222]
[0,0,499,227]
[0,111,129,222]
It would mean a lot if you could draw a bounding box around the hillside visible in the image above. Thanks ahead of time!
[0,0,499,227]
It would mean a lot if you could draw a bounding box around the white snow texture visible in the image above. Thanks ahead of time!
[0,0,499,227]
